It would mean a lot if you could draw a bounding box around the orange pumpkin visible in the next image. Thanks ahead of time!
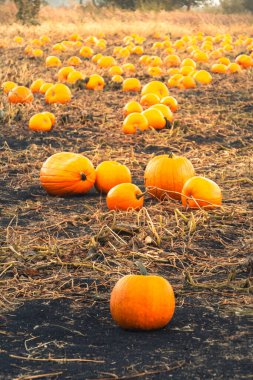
[144,153,195,200]
[45,83,72,104]
[29,113,53,132]
[181,176,222,209]
[141,80,169,99]
[40,152,96,196]
[2,81,17,94]
[122,113,149,134]
[160,96,178,112]
[110,273,175,330]
[85,74,105,90]
[122,78,141,92]
[123,101,143,116]
[141,108,166,130]
[106,183,144,211]
[8,86,34,104]
[95,161,131,194]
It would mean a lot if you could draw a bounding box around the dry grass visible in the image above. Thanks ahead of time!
[1,2,253,38]
[0,5,252,317]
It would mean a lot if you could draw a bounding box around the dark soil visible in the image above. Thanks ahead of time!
[1,297,252,380]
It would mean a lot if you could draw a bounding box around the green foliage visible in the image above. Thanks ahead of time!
[243,0,253,12]
[14,0,41,23]
[220,0,246,13]
[92,0,209,10]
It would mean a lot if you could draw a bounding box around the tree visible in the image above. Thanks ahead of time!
[220,0,246,13]
[14,0,41,22]
[243,0,253,12]
[173,0,210,11]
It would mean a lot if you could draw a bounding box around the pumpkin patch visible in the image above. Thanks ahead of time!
[0,7,252,377]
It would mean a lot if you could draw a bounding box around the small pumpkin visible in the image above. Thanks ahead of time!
[45,83,72,104]
[29,113,53,132]
[110,268,175,330]
[95,161,131,194]
[123,101,143,116]
[181,176,222,209]
[40,152,96,197]
[8,86,34,104]
[122,113,148,134]
[106,183,144,211]
[144,153,195,200]
[122,78,141,92]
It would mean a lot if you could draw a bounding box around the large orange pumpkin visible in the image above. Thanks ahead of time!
[181,176,222,209]
[144,153,195,200]
[95,161,132,194]
[110,273,175,330]
[40,152,96,196]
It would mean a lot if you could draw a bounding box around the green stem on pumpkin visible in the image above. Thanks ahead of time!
[167,151,174,158]
[135,261,148,276]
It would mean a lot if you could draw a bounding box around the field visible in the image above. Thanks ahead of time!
[0,5,253,380]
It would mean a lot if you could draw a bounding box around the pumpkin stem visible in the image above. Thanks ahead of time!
[80,172,86,181]
[136,190,147,200]
[135,261,148,275]
[167,151,174,158]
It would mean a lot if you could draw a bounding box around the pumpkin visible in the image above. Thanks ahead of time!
[193,70,212,85]
[123,101,143,116]
[141,80,169,99]
[160,96,178,112]
[40,152,96,196]
[29,113,53,132]
[2,81,17,94]
[141,108,166,130]
[57,66,76,82]
[106,183,144,211]
[140,93,160,107]
[122,113,148,134]
[85,74,105,91]
[67,56,82,67]
[181,176,222,209]
[8,86,34,104]
[45,83,72,104]
[211,63,227,74]
[30,79,45,93]
[45,55,62,68]
[110,271,175,330]
[122,78,141,92]
[144,153,195,200]
[95,161,131,194]
[150,104,173,123]
[97,56,116,69]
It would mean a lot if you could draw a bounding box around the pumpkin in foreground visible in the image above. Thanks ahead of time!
[110,273,175,330]
[106,183,144,211]
[40,152,96,196]
[181,176,222,209]
[95,161,132,194]
[144,153,195,200]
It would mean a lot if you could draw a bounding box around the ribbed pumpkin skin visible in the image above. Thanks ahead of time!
[110,274,175,330]
[40,152,96,196]
[144,154,195,200]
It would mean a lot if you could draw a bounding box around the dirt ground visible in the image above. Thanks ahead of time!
[0,28,253,379]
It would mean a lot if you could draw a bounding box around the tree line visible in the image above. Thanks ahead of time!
[0,0,252,23]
